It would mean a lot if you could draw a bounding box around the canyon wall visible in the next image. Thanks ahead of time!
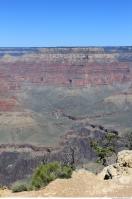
[0,47,132,185]
[0,47,132,90]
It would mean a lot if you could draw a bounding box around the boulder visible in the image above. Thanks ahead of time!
[98,163,127,180]
[98,150,132,184]
[117,150,132,168]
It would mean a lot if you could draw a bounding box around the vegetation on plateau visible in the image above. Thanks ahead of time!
[11,161,74,192]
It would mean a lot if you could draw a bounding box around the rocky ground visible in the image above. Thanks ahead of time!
[0,170,132,197]
[1,150,132,197]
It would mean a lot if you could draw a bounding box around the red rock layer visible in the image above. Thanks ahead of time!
[0,61,131,88]
[0,47,132,110]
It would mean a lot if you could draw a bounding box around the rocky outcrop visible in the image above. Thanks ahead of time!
[98,150,132,184]
[117,150,132,167]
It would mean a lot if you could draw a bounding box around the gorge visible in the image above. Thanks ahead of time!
[0,47,132,185]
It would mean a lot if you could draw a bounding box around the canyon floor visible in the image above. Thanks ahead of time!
[0,170,132,197]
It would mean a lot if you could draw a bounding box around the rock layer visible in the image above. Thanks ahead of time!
[0,47,132,91]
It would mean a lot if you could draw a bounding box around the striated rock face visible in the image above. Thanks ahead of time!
[0,47,132,91]
[0,47,132,145]
[0,47,131,135]
[0,47,131,112]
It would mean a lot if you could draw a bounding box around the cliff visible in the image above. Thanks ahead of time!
[1,150,132,197]
[0,122,128,186]
[0,47,132,90]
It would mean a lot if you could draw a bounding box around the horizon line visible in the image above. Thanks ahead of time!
[0,46,132,48]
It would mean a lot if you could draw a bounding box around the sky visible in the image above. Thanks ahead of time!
[0,0,132,47]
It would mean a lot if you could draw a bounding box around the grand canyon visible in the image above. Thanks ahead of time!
[0,47,132,186]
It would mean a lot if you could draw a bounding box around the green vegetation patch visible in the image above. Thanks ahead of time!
[31,161,73,189]
[11,161,74,192]
[90,132,118,166]
[11,181,29,193]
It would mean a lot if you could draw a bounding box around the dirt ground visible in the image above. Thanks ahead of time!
[0,170,132,197]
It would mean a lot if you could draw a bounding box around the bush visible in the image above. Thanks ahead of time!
[11,162,74,192]
[91,140,115,166]
[11,182,28,193]
[105,132,118,145]
[57,165,73,178]
[31,162,73,189]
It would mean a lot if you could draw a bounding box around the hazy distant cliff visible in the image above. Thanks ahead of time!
[0,47,131,145]
[0,47,132,90]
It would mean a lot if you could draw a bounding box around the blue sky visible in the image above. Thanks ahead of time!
[0,0,132,46]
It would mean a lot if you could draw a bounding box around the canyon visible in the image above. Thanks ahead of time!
[0,47,132,145]
[0,47,132,185]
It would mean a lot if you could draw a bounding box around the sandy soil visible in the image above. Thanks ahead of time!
[0,170,132,197]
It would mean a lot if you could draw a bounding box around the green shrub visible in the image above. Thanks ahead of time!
[31,162,73,189]
[11,162,73,192]
[91,140,115,165]
[11,182,28,193]
[105,132,118,145]
[57,165,73,178]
